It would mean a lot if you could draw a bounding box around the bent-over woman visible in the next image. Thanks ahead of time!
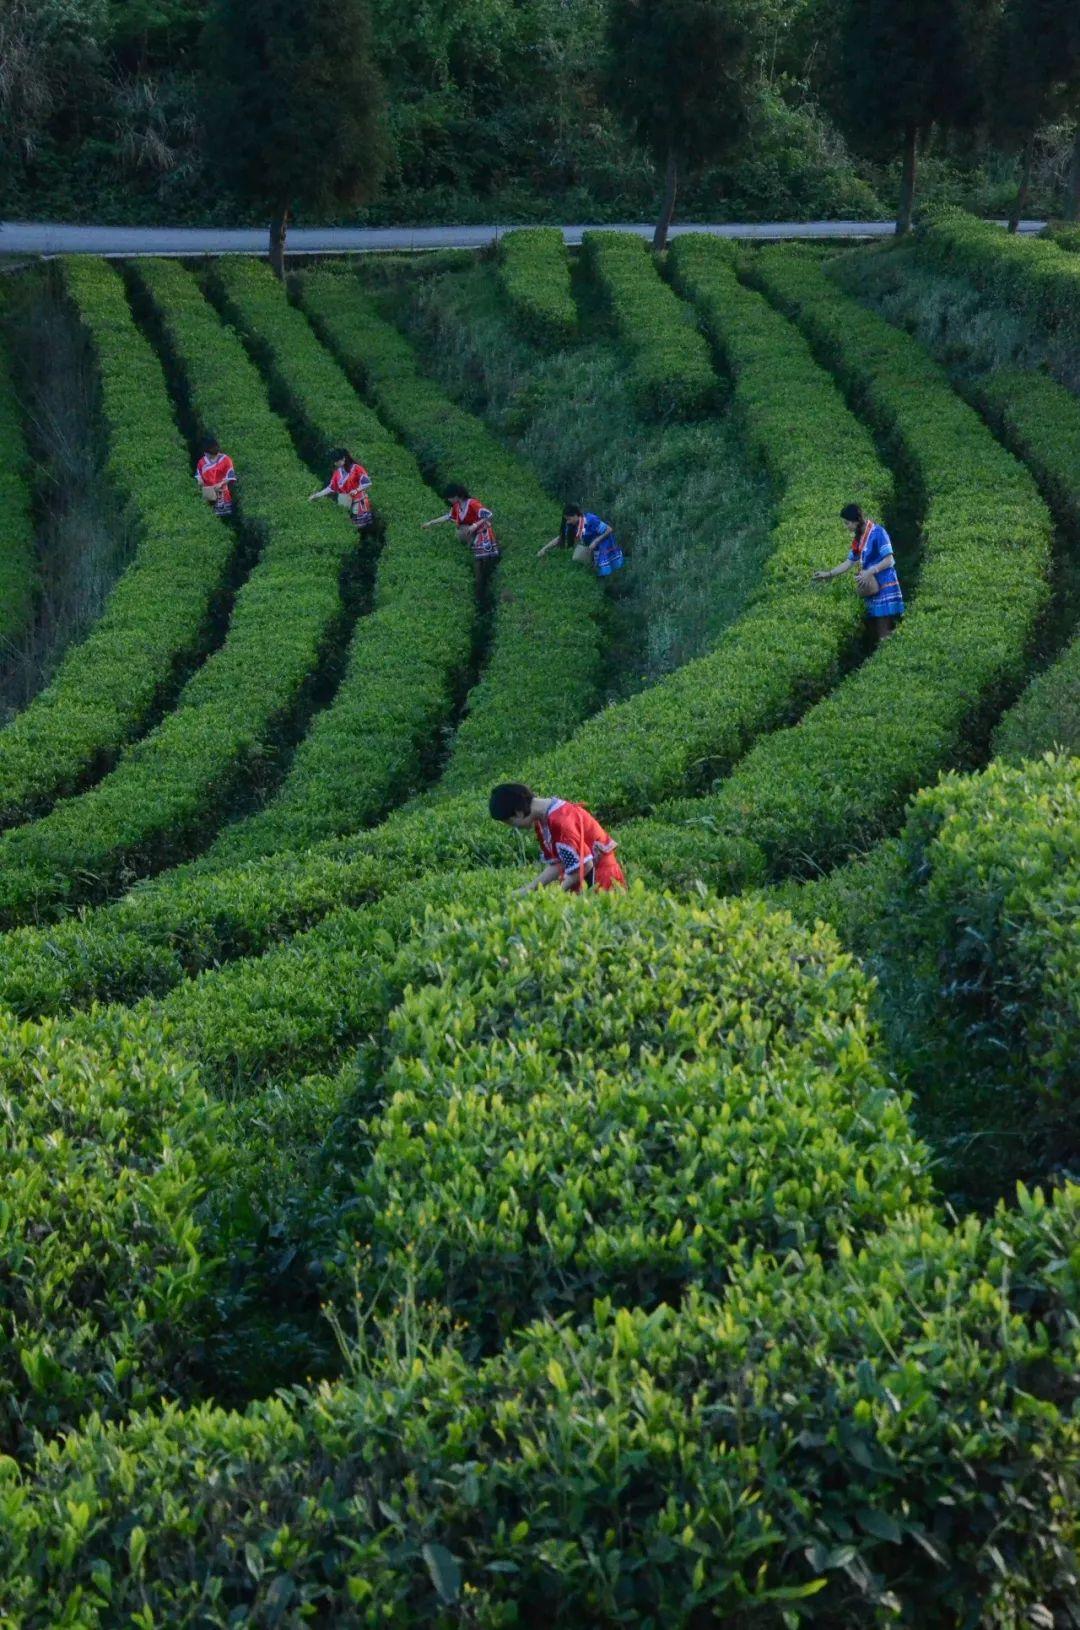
[813,502,904,639]
[423,484,501,595]
[309,448,374,529]
[539,505,624,576]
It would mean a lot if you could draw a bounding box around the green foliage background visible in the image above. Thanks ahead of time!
[2,0,1071,224]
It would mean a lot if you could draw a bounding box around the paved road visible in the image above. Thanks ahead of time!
[0,218,1047,258]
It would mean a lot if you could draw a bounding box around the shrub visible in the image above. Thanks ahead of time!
[200,258,474,863]
[581,230,716,417]
[913,207,1080,346]
[993,638,1080,761]
[0,1007,221,1453]
[362,888,928,1341]
[498,227,577,345]
[0,260,358,926]
[669,247,1053,874]
[0,260,233,827]
[0,242,897,1014]
[896,753,1080,1112]
[3,1185,1077,1625]
[298,269,605,790]
[974,365,1080,762]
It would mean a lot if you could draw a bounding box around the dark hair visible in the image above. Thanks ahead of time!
[330,447,352,465]
[444,483,470,501]
[840,503,865,525]
[202,436,221,455]
[563,505,583,518]
[489,782,534,821]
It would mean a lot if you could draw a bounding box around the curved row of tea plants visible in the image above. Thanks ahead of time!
[913,208,1080,344]
[0,323,36,662]
[582,230,716,417]
[198,258,473,864]
[0,249,893,1010]
[0,261,233,827]
[896,752,1079,1116]
[672,247,1052,874]
[977,366,1080,761]
[2,884,1078,1623]
[498,226,577,346]
[0,260,357,927]
[297,269,606,792]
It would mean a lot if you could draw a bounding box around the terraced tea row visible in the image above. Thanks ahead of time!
[200,258,474,864]
[498,226,577,345]
[0,261,357,925]
[298,270,606,792]
[657,243,1052,874]
[0,262,233,826]
[2,877,1077,1621]
[977,367,1080,761]
[0,243,894,1007]
[914,209,1080,345]
[583,229,716,417]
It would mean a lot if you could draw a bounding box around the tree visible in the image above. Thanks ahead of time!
[203,0,389,277]
[990,0,1080,230]
[604,0,759,251]
[838,0,998,234]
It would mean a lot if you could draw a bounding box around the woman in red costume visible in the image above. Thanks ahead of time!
[489,782,626,894]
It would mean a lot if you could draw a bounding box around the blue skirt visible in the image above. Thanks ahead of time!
[594,535,624,576]
[866,568,904,618]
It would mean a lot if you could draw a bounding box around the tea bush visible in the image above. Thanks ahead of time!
[582,230,716,417]
[977,366,1080,762]
[896,753,1080,1113]
[0,247,892,1014]
[0,321,36,662]
[298,269,606,789]
[2,1186,1077,1625]
[362,888,929,1341]
[913,208,1080,345]
[0,260,232,826]
[0,1007,221,1454]
[673,248,1053,873]
[498,227,577,345]
[201,258,474,862]
[0,260,357,925]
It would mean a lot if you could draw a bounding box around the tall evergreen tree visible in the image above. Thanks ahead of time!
[203,0,388,276]
[838,0,997,234]
[992,0,1080,230]
[605,0,759,251]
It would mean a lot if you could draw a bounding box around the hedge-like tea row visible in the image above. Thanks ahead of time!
[582,230,716,417]
[974,366,1080,760]
[913,207,1080,344]
[519,233,889,817]
[667,248,1053,873]
[199,258,473,864]
[0,322,36,660]
[0,261,233,827]
[0,248,890,1011]
[361,888,928,1344]
[1050,224,1080,253]
[994,636,1080,761]
[3,878,1077,1621]
[298,269,605,791]
[498,226,577,345]
[0,1006,219,1453]
[897,753,1079,1110]
[0,260,358,926]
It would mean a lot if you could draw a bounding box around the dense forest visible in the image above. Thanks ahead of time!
[2,0,1079,230]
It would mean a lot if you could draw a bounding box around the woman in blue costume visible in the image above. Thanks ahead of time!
[539,505,624,576]
[813,502,904,639]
